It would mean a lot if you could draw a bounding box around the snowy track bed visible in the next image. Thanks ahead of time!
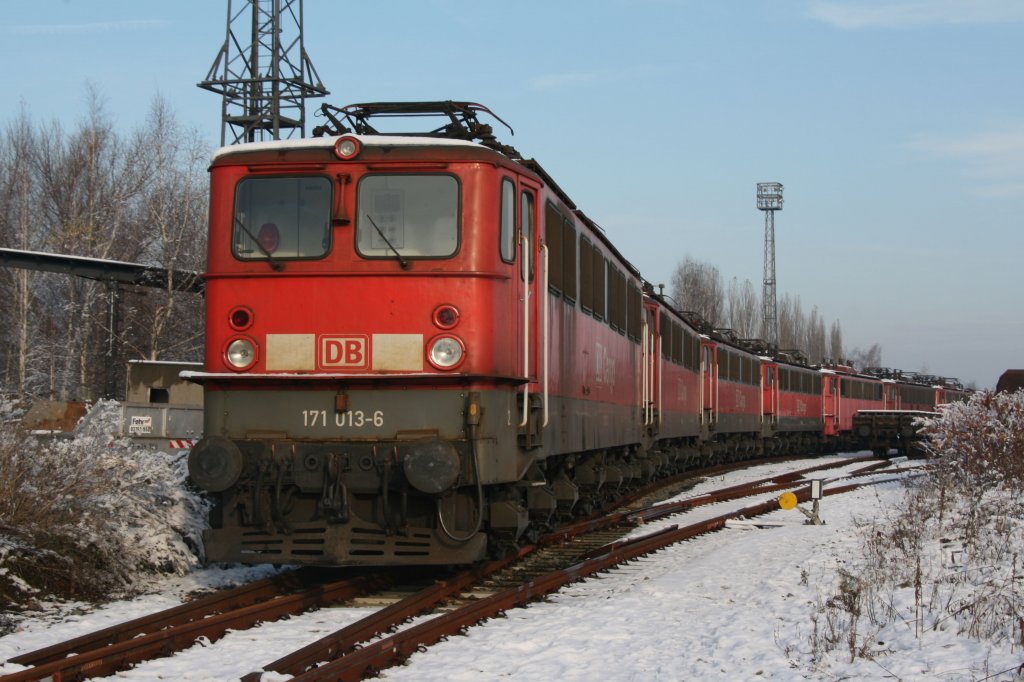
[5,454,1016,681]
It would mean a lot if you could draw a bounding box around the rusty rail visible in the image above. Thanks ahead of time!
[0,573,387,682]
[249,456,896,681]
[627,456,885,524]
[287,474,903,681]
[3,455,890,682]
[242,548,534,681]
[6,569,317,668]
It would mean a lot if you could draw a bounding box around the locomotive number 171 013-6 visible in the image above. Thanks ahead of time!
[302,409,385,428]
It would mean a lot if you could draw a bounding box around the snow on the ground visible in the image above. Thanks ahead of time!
[1,455,1021,681]
[4,454,1019,675]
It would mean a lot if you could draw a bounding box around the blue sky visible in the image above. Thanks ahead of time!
[3,0,1022,388]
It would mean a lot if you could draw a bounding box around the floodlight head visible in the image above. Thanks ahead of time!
[757,182,784,211]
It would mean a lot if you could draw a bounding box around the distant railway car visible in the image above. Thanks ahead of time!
[820,366,886,443]
[851,369,970,456]
[768,360,824,452]
[185,102,967,567]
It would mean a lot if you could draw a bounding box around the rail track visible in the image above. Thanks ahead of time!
[0,454,905,682]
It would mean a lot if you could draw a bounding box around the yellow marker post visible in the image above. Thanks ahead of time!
[778,491,798,510]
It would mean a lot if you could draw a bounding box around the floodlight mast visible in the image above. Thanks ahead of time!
[198,0,329,145]
[757,182,784,350]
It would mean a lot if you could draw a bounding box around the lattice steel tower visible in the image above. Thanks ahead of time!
[199,0,328,145]
[757,182,784,349]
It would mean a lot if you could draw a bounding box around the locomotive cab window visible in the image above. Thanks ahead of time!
[356,174,459,260]
[233,176,332,260]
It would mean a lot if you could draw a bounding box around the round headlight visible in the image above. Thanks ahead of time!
[428,336,464,370]
[334,136,360,160]
[226,338,256,370]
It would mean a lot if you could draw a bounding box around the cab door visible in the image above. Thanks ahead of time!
[642,302,661,433]
[883,383,896,410]
[516,182,543,434]
[823,375,840,436]
[701,342,717,425]
[762,363,778,425]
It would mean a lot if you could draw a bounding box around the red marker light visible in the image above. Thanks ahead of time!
[229,306,253,331]
[433,304,460,329]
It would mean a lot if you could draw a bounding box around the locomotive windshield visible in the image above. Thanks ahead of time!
[232,176,332,261]
[356,175,459,260]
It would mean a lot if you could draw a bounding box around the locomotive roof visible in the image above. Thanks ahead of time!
[211,134,485,162]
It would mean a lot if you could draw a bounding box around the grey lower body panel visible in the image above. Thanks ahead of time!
[204,518,487,566]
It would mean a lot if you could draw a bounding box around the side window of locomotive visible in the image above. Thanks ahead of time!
[608,265,625,334]
[500,178,515,263]
[546,202,563,292]
[626,280,641,341]
[580,236,594,312]
[659,311,670,358]
[233,176,332,260]
[593,251,606,321]
[562,217,577,303]
[356,174,459,259]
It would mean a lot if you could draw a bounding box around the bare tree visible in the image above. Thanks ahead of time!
[828,320,844,362]
[848,344,883,372]
[31,92,154,399]
[0,91,209,400]
[777,293,807,351]
[120,97,207,363]
[0,110,40,398]
[805,306,827,363]
[725,277,760,339]
[670,256,724,327]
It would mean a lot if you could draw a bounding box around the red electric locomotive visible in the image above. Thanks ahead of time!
[185,102,966,567]
[186,102,675,565]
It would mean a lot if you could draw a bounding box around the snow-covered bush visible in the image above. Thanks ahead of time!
[921,390,1024,491]
[811,390,1024,671]
[0,401,209,612]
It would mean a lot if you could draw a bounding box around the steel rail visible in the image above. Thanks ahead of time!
[0,574,387,682]
[6,570,318,668]
[2,455,884,682]
[247,456,892,681]
[242,548,533,680]
[287,473,906,682]
[627,456,885,524]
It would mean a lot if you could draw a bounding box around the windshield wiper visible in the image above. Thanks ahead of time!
[365,214,410,269]
[234,215,284,272]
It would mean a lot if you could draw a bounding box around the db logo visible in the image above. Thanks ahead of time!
[320,335,368,369]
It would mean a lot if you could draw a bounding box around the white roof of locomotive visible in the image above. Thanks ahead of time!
[212,134,484,161]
